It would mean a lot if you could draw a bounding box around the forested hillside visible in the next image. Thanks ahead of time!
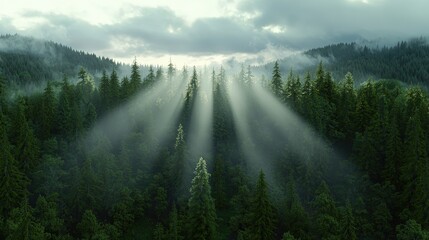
[257,38,429,86]
[0,56,428,239]
[304,38,429,85]
[0,34,120,84]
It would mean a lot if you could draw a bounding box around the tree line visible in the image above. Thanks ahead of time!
[0,58,428,239]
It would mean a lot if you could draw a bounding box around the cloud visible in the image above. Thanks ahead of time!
[1,0,428,66]
[237,0,429,47]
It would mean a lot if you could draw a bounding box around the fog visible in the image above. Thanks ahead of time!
[187,70,214,164]
[84,73,187,159]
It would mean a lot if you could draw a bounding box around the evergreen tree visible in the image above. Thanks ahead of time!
[77,210,100,239]
[99,70,110,109]
[230,172,252,239]
[282,232,297,240]
[400,112,429,225]
[143,66,156,89]
[167,60,175,82]
[211,157,227,209]
[312,181,340,239]
[245,65,253,85]
[168,203,183,240]
[130,58,142,93]
[156,67,164,82]
[12,97,40,173]
[187,157,217,240]
[41,81,56,139]
[271,61,282,97]
[396,219,429,240]
[34,195,64,238]
[120,76,130,102]
[57,76,73,139]
[153,223,166,240]
[0,113,29,213]
[6,200,46,240]
[284,179,309,239]
[109,68,120,107]
[181,66,189,83]
[248,171,277,240]
[341,201,357,240]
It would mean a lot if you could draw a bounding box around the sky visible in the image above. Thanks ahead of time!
[0,0,428,66]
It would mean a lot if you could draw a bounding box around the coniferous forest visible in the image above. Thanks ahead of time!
[1,36,429,239]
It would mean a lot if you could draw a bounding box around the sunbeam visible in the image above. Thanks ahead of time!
[84,74,187,155]
[187,70,214,163]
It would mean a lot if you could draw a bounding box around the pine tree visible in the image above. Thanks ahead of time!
[0,113,29,213]
[315,61,325,92]
[143,65,156,89]
[248,170,277,240]
[169,124,186,199]
[284,179,309,239]
[211,157,227,209]
[77,210,100,239]
[167,60,175,82]
[12,97,40,173]
[396,219,429,240]
[156,67,164,82]
[130,58,142,94]
[57,76,73,139]
[109,68,120,107]
[230,171,252,238]
[41,81,56,139]
[341,201,357,240]
[181,66,189,83]
[153,223,166,240]
[120,76,130,102]
[187,157,217,240]
[238,64,245,84]
[400,112,429,225]
[99,70,110,109]
[34,195,64,237]
[6,200,46,239]
[245,65,253,85]
[312,181,340,239]
[271,61,282,97]
[168,203,183,240]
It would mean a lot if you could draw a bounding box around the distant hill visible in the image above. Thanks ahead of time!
[0,34,120,84]
[305,38,429,84]
[258,38,429,85]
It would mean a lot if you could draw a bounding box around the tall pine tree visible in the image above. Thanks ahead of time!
[187,157,217,240]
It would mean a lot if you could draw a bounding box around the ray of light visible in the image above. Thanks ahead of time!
[187,71,214,163]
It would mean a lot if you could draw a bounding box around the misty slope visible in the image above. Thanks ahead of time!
[0,34,119,84]
[258,38,429,85]
[304,38,429,84]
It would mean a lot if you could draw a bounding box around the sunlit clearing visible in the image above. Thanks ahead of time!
[187,72,214,163]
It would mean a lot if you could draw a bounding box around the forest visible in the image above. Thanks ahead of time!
[1,52,429,240]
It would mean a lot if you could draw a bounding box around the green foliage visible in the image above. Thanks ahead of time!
[187,157,217,240]
[396,219,429,240]
[77,210,100,239]
[6,200,46,240]
[0,113,29,213]
[271,61,282,97]
[1,56,429,239]
[247,171,277,240]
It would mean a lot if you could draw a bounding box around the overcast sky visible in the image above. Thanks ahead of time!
[0,0,428,66]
